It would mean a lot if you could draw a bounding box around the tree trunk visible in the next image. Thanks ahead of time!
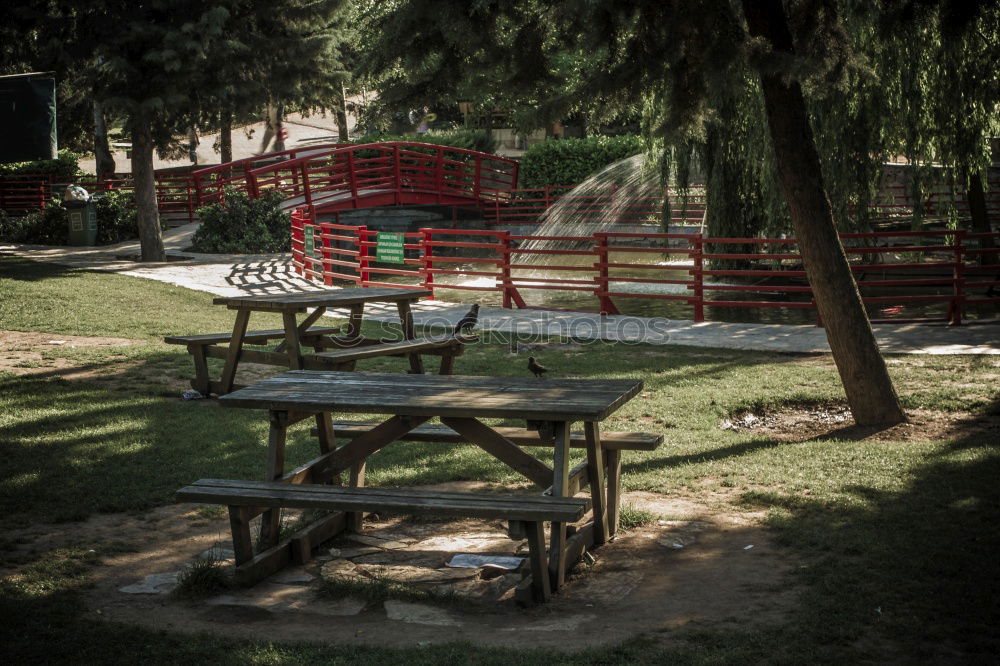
[743,0,906,426]
[335,83,350,141]
[220,107,233,165]
[93,99,115,179]
[273,103,286,152]
[966,170,996,266]
[130,116,165,262]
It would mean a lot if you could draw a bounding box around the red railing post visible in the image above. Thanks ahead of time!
[421,228,435,298]
[347,150,359,201]
[358,224,370,286]
[290,206,304,276]
[319,216,332,287]
[595,233,619,315]
[501,231,513,309]
[951,229,965,325]
[473,156,481,201]
[192,172,204,208]
[393,145,402,205]
[692,235,705,322]
[436,147,446,204]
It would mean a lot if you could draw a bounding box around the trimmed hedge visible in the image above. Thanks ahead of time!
[519,135,643,187]
[191,189,290,254]
[0,150,83,180]
[352,129,496,154]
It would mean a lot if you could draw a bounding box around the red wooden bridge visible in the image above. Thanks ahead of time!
[191,141,520,214]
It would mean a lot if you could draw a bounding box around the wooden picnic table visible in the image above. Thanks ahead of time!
[166,287,469,395]
[210,369,645,599]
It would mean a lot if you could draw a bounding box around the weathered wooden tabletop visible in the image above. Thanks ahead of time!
[219,370,643,422]
[212,287,431,312]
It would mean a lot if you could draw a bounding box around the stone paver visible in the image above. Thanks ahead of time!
[3,223,997,354]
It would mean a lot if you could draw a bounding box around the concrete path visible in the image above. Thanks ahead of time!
[3,223,998,354]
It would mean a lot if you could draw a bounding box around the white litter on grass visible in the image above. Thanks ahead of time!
[47,340,66,345]
[743,544,754,550]
[445,553,524,570]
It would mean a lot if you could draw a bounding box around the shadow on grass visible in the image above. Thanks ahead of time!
[0,254,89,282]
[0,366,314,526]
[739,397,1000,662]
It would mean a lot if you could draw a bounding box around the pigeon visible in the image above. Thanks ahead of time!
[527,356,549,378]
[453,303,480,334]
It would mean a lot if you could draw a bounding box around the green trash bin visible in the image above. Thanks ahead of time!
[64,200,97,246]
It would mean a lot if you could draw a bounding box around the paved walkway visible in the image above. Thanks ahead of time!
[3,223,998,354]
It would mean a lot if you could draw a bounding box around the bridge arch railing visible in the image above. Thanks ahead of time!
[190,143,348,208]
[245,142,519,211]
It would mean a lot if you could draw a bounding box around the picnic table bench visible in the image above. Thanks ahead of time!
[165,287,468,395]
[177,479,589,602]
[176,370,655,603]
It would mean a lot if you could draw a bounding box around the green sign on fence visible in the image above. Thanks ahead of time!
[376,232,405,264]
[304,224,314,255]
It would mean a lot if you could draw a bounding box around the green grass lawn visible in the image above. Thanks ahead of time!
[1,254,998,664]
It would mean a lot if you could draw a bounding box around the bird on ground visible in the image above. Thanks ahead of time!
[453,303,480,334]
[527,356,549,378]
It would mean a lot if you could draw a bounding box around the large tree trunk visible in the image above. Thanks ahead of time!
[743,0,905,426]
[93,99,115,179]
[967,170,996,266]
[130,116,165,262]
[335,83,350,141]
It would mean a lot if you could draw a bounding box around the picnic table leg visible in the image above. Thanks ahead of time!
[584,422,609,545]
[259,410,289,549]
[347,459,366,531]
[548,420,571,591]
[188,343,211,394]
[605,448,622,538]
[219,309,251,394]
[282,311,304,369]
[276,307,327,353]
[346,303,364,339]
[396,300,425,374]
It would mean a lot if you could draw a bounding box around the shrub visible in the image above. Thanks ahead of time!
[0,201,69,244]
[191,189,291,254]
[0,150,83,180]
[353,128,497,154]
[519,135,643,187]
[93,190,139,245]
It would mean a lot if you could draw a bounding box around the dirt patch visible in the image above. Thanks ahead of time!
[1,492,799,649]
[0,330,139,381]
[721,402,1000,442]
[0,329,287,395]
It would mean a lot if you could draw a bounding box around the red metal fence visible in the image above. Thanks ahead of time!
[0,172,198,224]
[292,206,1000,325]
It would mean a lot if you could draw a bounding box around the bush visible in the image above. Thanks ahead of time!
[93,190,139,245]
[353,128,497,154]
[0,202,69,245]
[0,150,83,180]
[519,135,644,187]
[191,189,291,253]
[0,191,143,246]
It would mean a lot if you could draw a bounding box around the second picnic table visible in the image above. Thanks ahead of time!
[166,287,469,395]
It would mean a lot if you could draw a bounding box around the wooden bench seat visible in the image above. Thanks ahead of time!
[307,335,470,363]
[307,335,473,375]
[316,420,663,451]
[177,478,588,602]
[164,326,342,347]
